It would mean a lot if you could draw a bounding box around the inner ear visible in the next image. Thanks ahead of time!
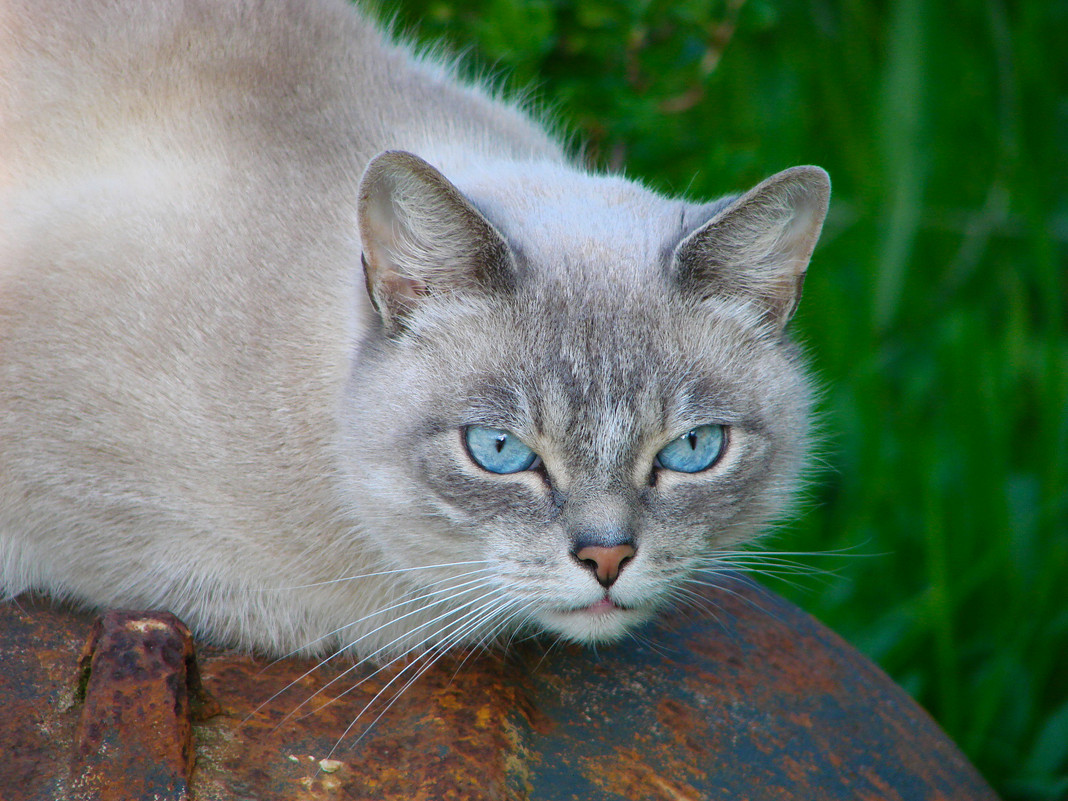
[357,150,514,331]
[672,166,830,331]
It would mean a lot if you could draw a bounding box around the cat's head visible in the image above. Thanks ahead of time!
[341,151,829,649]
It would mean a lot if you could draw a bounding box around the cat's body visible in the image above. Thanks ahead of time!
[0,0,828,659]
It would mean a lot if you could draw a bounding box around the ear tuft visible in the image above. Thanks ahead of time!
[357,151,513,331]
[673,166,830,331]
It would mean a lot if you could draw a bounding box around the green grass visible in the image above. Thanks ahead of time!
[379,1,1068,797]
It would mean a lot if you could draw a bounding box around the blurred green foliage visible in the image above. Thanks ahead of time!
[374,1,1067,797]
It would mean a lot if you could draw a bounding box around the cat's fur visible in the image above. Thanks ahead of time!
[0,0,829,659]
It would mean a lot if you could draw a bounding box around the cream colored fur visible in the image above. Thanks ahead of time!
[0,0,828,658]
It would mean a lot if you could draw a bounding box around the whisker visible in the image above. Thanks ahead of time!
[248,574,499,724]
[683,572,786,625]
[325,596,524,756]
[253,566,498,682]
[446,598,539,684]
[688,545,875,591]
[528,630,566,672]
[277,567,497,660]
[697,544,876,562]
[698,557,840,580]
[501,605,541,650]
[258,560,495,591]
[285,585,512,729]
[625,626,674,660]
[668,584,725,618]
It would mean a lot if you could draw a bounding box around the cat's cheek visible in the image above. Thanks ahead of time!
[648,432,782,539]
[411,445,550,527]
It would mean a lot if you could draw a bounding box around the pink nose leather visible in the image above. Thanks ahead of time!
[574,544,636,586]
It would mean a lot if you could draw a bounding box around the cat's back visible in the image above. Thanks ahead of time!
[0,0,561,335]
[2,0,395,220]
[0,0,558,193]
[0,2,379,386]
[0,1,376,562]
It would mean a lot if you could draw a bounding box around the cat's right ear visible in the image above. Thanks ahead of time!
[357,150,514,332]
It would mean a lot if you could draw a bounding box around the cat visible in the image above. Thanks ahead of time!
[0,0,829,663]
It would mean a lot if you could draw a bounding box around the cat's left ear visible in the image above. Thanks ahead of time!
[672,166,830,332]
[358,150,514,332]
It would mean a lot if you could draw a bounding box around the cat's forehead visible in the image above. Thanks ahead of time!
[462,166,693,286]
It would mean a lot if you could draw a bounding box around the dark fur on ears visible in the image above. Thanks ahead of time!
[358,150,515,331]
[673,166,830,331]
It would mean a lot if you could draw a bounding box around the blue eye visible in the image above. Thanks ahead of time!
[464,426,539,474]
[656,425,725,473]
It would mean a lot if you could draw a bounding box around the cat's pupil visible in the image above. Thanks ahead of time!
[687,431,698,450]
[495,435,507,453]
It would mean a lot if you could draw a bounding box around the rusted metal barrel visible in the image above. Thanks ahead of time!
[0,576,1000,800]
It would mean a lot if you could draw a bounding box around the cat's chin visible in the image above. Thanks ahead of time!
[536,598,656,645]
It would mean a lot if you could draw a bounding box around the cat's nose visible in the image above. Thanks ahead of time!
[571,543,636,587]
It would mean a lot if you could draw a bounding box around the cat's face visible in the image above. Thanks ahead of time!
[340,152,827,651]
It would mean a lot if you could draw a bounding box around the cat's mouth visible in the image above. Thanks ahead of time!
[558,594,633,617]
[578,596,625,615]
[537,594,651,644]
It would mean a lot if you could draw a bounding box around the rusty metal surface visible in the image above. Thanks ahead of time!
[69,611,220,801]
[0,577,1000,800]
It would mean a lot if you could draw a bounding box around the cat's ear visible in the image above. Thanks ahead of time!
[672,166,830,331]
[357,150,513,331]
